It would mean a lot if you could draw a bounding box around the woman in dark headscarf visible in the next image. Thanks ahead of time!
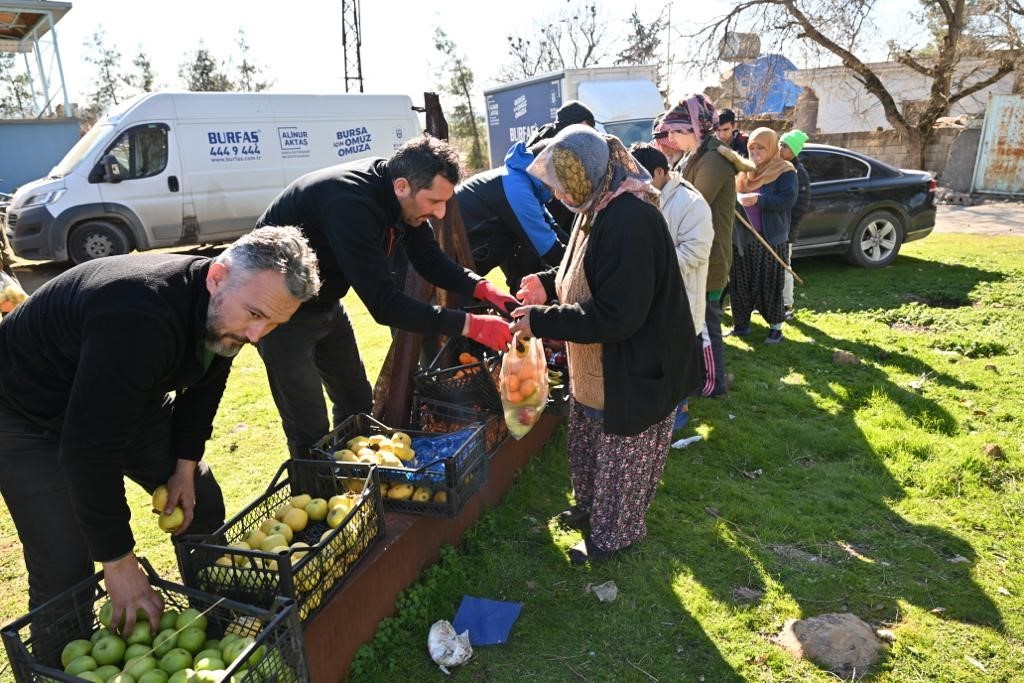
[731,127,797,343]
[510,124,700,565]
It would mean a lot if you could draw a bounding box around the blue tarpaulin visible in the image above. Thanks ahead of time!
[731,54,803,115]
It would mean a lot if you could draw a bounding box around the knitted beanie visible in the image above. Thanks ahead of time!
[554,100,596,130]
[780,129,809,156]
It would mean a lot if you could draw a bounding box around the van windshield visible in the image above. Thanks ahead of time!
[603,119,655,148]
[50,123,114,178]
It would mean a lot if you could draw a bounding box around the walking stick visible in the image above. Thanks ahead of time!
[733,209,804,285]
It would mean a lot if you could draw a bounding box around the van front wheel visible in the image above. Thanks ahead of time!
[68,221,131,264]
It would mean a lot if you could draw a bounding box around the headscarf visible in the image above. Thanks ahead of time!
[527,124,656,215]
[736,127,795,193]
[654,94,719,150]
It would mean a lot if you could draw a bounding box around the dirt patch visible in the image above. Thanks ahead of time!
[890,323,932,333]
[903,293,971,309]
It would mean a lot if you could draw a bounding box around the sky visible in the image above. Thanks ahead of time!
[30,0,923,114]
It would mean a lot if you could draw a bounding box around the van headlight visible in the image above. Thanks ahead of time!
[19,189,66,209]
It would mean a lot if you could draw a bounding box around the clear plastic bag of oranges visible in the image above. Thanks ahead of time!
[499,333,549,439]
[0,270,28,317]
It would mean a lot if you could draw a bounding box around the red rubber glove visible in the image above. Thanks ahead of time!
[464,313,513,352]
[474,280,520,317]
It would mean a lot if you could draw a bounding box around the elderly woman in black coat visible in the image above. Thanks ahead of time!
[511,124,700,565]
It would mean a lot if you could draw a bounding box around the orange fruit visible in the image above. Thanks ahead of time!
[458,352,474,365]
[505,375,521,392]
[507,390,523,404]
[519,378,537,397]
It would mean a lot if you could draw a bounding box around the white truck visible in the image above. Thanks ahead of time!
[482,65,664,167]
[4,92,422,263]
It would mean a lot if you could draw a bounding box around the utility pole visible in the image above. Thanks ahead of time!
[341,0,364,92]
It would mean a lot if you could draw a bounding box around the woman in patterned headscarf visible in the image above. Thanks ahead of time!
[731,127,797,343]
[510,124,700,565]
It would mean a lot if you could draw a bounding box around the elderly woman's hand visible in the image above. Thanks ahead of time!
[510,306,536,339]
[516,274,547,305]
[737,192,759,207]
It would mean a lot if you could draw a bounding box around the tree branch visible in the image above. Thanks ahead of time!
[949,61,1015,104]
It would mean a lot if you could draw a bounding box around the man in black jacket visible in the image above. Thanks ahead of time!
[256,135,516,459]
[779,129,811,320]
[0,226,319,636]
[716,108,749,158]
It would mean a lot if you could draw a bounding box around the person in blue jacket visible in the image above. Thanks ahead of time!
[456,141,568,291]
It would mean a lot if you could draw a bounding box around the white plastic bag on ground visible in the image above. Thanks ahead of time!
[428,619,472,674]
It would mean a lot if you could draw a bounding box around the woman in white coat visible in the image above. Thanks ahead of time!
[631,143,716,402]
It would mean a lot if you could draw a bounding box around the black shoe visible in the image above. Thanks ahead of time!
[568,536,616,565]
[728,326,751,337]
[556,506,590,531]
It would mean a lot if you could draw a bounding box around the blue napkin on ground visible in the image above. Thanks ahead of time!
[452,596,523,646]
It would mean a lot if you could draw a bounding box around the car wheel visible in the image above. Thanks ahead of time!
[68,220,131,264]
[846,210,903,268]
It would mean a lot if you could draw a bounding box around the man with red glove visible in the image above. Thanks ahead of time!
[256,135,515,458]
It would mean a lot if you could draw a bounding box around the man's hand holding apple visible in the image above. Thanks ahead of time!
[165,458,197,535]
[103,553,163,636]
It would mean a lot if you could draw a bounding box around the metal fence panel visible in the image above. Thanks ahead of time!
[972,94,1024,195]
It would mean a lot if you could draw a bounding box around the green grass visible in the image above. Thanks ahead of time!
[2,233,1023,681]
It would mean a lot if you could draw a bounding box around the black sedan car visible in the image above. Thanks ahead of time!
[793,143,937,267]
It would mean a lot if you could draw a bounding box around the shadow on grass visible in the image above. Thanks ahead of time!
[793,254,1003,315]
[670,317,1004,647]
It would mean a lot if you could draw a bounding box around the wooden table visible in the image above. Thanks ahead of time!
[302,412,561,681]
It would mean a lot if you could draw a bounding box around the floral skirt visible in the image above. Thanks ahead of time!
[566,398,675,552]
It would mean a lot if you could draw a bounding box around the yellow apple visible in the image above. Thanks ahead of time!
[151,485,169,513]
[158,506,184,532]
[357,448,379,464]
[391,444,414,462]
[386,483,414,501]
[327,494,350,511]
[259,534,287,552]
[267,522,293,543]
[326,505,350,529]
[391,431,412,448]
[346,435,369,451]
[245,529,268,549]
[259,518,278,535]
[378,451,404,468]
[273,504,291,521]
[281,507,308,533]
[433,490,448,504]
[289,494,312,509]
[333,449,359,463]
[305,498,328,521]
[367,434,388,447]
[412,486,432,503]
[379,482,390,496]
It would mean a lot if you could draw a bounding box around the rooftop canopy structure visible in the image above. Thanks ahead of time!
[0,0,72,117]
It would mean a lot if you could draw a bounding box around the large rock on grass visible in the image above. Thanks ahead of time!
[775,612,882,679]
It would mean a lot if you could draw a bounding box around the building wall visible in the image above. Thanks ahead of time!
[0,119,82,194]
[789,61,1014,134]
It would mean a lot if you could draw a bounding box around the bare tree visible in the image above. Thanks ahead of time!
[690,0,1021,168]
[82,28,125,123]
[434,28,487,169]
[124,47,156,94]
[0,53,34,117]
[179,42,234,92]
[498,1,610,81]
[616,9,670,97]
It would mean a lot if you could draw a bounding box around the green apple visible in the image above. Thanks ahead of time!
[192,670,222,683]
[227,669,248,683]
[62,639,93,667]
[137,670,169,683]
[202,639,220,652]
[124,655,158,679]
[92,634,127,666]
[125,643,152,661]
[152,629,179,658]
[77,672,105,683]
[176,626,207,655]
[219,637,251,666]
[64,654,98,676]
[193,649,221,666]
[125,621,153,646]
[175,608,207,632]
[98,601,115,629]
[95,664,122,680]
[159,611,179,632]
[167,669,195,683]
[91,628,112,644]
[192,654,224,672]
[158,647,193,674]
[109,673,137,683]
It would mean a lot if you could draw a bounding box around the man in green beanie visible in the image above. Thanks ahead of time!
[779,129,810,320]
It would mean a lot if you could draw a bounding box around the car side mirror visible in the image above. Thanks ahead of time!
[101,154,123,184]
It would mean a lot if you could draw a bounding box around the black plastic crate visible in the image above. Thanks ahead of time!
[176,460,383,624]
[0,558,307,683]
[412,336,502,411]
[409,394,508,457]
[307,413,488,518]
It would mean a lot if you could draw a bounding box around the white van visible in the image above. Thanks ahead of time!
[5,92,422,263]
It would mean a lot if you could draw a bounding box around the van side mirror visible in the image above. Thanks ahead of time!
[101,154,123,184]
